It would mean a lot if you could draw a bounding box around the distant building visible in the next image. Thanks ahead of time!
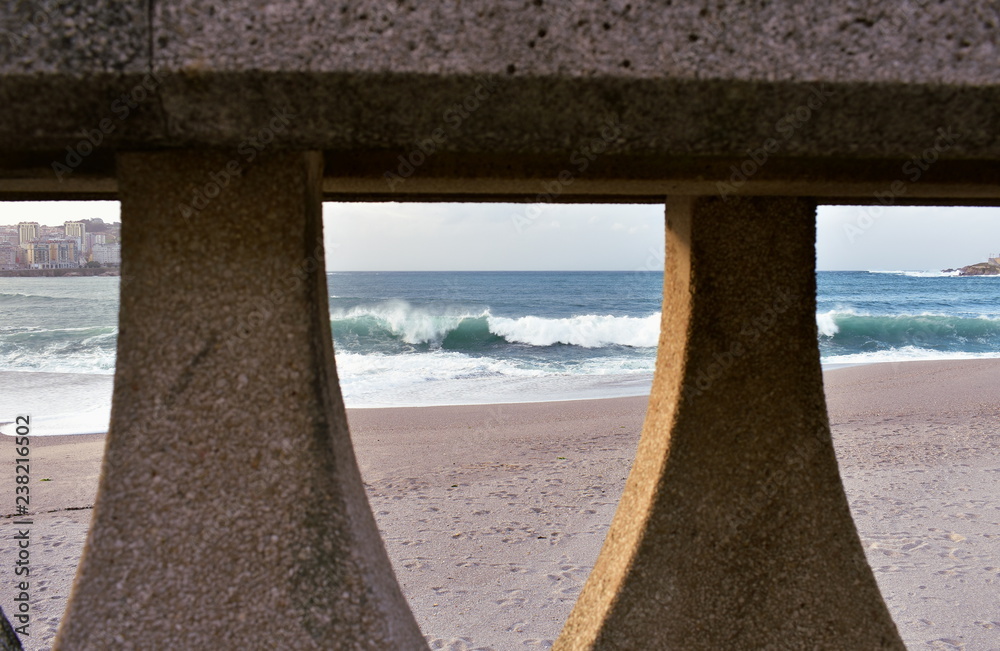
[92,242,121,266]
[0,241,17,270]
[65,221,88,255]
[27,239,77,269]
[17,222,39,249]
[85,232,107,259]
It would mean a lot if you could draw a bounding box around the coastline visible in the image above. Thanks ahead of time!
[8,355,1000,436]
[2,359,999,649]
[0,268,119,278]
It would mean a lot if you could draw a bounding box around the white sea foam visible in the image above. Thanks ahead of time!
[0,326,118,374]
[815,310,841,337]
[487,313,661,348]
[0,349,116,374]
[333,301,490,344]
[867,270,961,278]
[335,350,656,406]
[0,372,113,436]
[343,373,654,408]
[335,350,655,386]
[821,348,1000,366]
[332,300,662,348]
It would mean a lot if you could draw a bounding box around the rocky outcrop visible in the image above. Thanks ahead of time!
[956,262,1000,276]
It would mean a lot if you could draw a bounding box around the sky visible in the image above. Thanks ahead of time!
[2,200,999,271]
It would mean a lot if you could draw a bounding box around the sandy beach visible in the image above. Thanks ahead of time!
[3,360,1000,650]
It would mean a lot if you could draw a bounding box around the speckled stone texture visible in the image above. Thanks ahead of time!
[54,151,425,650]
[0,1,147,73]
[557,197,904,650]
[151,1,995,84]
[1,1,999,174]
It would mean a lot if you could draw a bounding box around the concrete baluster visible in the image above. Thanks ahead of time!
[55,151,426,650]
[557,196,904,650]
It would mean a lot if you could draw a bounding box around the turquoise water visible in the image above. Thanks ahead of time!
[3,270,1000,434]
[327,271,661,405]
[818,270,1000,364]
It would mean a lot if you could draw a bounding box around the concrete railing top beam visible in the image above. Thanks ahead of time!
[4,1,997,83]
[1,1,998,201]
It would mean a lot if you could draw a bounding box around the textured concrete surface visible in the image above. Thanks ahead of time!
[557,197,904,649]
[150,1,997,84]
[54,151,425,649]
[3,1,995,82]
[1,1,999,199]
[2,73,997,157]
[0,1,995,646]
[0,1,147,73]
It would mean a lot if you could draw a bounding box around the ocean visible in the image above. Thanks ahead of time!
[2,270,1000,435]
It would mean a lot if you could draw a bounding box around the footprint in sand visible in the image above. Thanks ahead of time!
[431,585,469,597]
[425,636,493,651]
[496,596,527,608]
[401,557,433,570]
[934,562,972,576]
[399,538,429,547]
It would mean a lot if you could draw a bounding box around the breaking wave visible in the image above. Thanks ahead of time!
[817,310,1000,356]
[330,301,660,351]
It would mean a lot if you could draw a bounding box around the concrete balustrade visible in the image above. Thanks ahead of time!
[55,151,425,650]
[52,177,906,648]
[558,196,904,649]
[1,1,997,647]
